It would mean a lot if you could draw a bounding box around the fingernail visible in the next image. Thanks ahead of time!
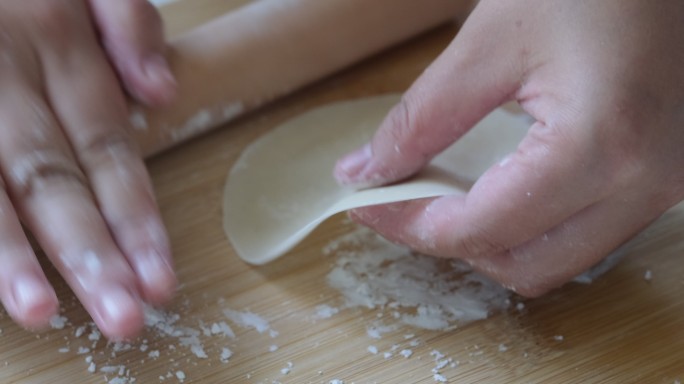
[97,286,139,328]
[142,54,176,90]
[335,144,372,185]
[12,274,57,317]
[134,250,176,300]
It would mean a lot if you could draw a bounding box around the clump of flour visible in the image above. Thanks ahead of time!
[324,227,511,330]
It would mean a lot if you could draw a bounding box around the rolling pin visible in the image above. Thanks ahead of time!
[132,0,475,156]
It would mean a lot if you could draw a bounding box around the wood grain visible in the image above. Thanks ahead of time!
[0,2,682,384]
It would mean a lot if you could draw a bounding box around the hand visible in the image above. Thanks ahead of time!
[0,0,177,338]
[335,0,684,296]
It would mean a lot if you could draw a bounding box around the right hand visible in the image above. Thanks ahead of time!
[334,0,684,297]
[0,0,177,339]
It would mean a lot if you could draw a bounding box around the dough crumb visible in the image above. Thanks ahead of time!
[50,315,68,329]
[644,270,653,281]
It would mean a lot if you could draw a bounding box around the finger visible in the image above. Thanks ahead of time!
[38,17,176,305]
[335,2,525,187]
[88,0,177,106]
[0,178,59,329]
[468,188,674,297]
[350,110,612,259]
[0,85,144,339]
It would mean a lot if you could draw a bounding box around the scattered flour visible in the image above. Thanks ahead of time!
[366,324,396,339]
[223,309,272,334]
[129,108,148,131]
[644,270,653,281]
[281,361,294,375]
[74,326,86,338]
[50,315,68,329]
[324,227,511,330]
[176,370,186,382]
[211,322,236,338]
[220,347,233,363]
[314,304,340,319]
[171,110,212,142]
[42,303,276,383]
[170,102,244,143]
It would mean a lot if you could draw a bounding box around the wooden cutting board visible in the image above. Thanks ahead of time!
[0,2,682,383]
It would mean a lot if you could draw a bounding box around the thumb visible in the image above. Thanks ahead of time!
[88,0,177,107]
[334,3,524,187]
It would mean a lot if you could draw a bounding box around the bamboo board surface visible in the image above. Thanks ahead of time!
[0,2,682,383]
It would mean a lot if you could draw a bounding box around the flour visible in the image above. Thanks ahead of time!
[220,347,233,363]
[644,270,653,281]
[223,309,273,334]
[49,315,68,329]
[128,108,148,131]
[222,102,245,122]
[314,304,340,319]
[175,370,186,382]
[41,303,278,383]
[280,361,294,375]
[171,110,212,142]
[170,102,244,143]
[325,227,511,331]
[210,322,236,338]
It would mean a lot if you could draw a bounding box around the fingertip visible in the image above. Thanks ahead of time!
[334,144,372,186]
[92,285,145,340]
[131,249,177,305]
[6,274,59,330]
[90,0,175,107]
[138,53,178,106]
[122,53,177,108]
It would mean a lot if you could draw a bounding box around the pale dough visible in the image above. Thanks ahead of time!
[223,94,529,265]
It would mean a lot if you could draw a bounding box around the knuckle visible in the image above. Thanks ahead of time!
[30,2,81,39]
[470,253,551,297]
[457,228,507,259]
[385,95,425,150]
[78,131,140,169]
[371,95,432,182]
[7,149,87,198]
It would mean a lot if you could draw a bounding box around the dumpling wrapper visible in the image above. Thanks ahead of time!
[224,94,530,265]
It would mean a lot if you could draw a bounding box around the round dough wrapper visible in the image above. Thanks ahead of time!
[224,94,530,264]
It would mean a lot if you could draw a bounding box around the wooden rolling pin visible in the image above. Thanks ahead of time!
[133,0,475,156]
